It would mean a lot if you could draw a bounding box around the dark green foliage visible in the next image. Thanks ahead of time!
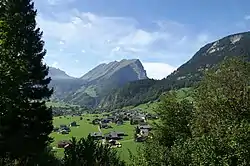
[132,57,250,166]
[0,0,53,164]
[190,57,250,165]
[29,147,62,166]
[63,136,125,166]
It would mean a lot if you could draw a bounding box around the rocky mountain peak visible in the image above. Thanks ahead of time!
[48,67,74,80]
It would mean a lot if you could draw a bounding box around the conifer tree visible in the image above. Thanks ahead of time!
[0,0,53,164]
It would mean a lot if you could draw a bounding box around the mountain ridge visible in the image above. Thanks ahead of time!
[48,59,148,107]
[48,67,75,80]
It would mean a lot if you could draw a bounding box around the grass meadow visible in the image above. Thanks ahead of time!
[51,114,140,163]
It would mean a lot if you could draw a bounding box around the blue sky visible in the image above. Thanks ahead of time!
[35,0,250,79]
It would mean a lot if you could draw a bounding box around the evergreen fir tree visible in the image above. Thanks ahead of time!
[0,0,53,164]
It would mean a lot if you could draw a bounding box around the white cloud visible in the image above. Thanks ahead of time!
[51,61,59,68]
[244,15,250,20]
[59,40,65,45]
[142,62,177,80]
[111,46,121,52]
[37,8,213,79]
[47,0,75,6]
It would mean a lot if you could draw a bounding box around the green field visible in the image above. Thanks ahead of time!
[51,114,140,162]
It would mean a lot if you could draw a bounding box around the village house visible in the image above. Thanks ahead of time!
[140,129,149,137]
[134,124,152,142]
[53,127,59,132]
[116,119,124,125]
[92,118,101,125]
[70,121,77,127]
[130,116,146,125]
[101,118,112,123]
[104,131,122,140]
[146,113,159,120]
[59,124,71,131]
[57,140,71,148]
[116,132,126,137]
[60,130,69,134]
[106,116,116,123]
[108,140,122,148]
[138,125,152,131]
[99,122,111,129]
[60,124,67,128]
[58,124,71,134]
[135,128,149,142]
[89,132,103,140]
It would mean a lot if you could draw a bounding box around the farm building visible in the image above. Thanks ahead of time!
[116,132,126,137]
[108,140,122,148]
[130,117,145,125]
[138,125,152,131]
[60,130,69,134]
[60,124,67,128]
[101,118,111,123]
[89,132,103,140]
[104,132,122,140]
[53,127,59,132]
[57,140,71,148]
[70,121,77,127]
[99,122,111,129]
[116,120,124,125]
[140,129,149,137]
[92,118,101,125]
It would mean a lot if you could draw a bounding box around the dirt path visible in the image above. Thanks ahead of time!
[97,126,101,132]
[97,126,106,144]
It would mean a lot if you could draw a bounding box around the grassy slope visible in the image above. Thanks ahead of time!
[130,88,193,113]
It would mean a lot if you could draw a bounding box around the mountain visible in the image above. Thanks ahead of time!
[48,67,83,100]
[81,59,147,82]
[49,59,148,107]
[99,31,250,109]
[48,67,74,80]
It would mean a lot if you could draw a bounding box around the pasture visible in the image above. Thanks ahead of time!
[51,114,140,162]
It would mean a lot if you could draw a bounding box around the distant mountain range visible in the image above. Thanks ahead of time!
[49,31,250,109]
[49,59,147,107]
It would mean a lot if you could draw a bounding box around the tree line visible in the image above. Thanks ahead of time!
[0,0,249,165]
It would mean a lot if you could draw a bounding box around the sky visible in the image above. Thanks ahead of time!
[35,0,250,79]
